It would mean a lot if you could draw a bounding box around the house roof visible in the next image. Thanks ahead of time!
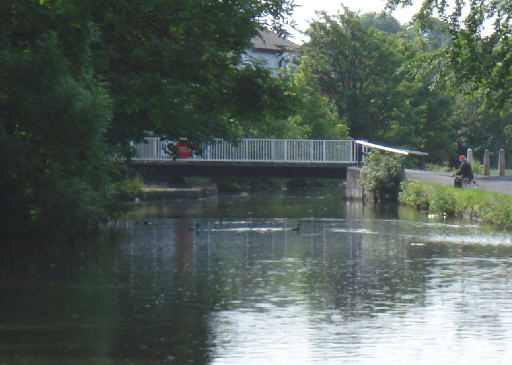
[251,31,300,52]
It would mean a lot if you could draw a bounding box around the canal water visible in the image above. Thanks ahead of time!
[2,187,512,364]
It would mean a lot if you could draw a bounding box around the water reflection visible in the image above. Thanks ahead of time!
[2,190,512,364]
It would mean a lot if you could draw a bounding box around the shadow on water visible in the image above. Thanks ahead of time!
[1,225,214,364]
[3,187,512,364]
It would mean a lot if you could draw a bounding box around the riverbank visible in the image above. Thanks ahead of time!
[399,180,512,226]
[405,169,512,195]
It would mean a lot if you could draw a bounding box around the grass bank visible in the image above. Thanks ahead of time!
[399,180,512,226]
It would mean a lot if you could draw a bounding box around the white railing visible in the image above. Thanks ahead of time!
[132,137,357,163]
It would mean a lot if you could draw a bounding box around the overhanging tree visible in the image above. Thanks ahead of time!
[0,0,296,240]
[0,0,113,240]
[387,0,512,107]
[86,0,297,150]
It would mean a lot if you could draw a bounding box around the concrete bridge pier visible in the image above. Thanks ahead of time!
[345,167,364,200]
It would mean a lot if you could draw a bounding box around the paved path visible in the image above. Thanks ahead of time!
[405,169,512,195]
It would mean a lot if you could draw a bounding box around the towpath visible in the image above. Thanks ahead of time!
[405,169,512,195]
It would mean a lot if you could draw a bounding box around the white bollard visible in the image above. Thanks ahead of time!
[467,148,473,168]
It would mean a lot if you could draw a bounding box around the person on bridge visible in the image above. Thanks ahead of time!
[452,155,473,187]
[176,139,192,159]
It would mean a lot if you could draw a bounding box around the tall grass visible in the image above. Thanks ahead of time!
[399,180,512,226]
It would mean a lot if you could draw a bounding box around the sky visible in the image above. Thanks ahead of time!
[289,0,421,42]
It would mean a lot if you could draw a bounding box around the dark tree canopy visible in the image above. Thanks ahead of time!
[82,0,297,148]
[0,0,296,241]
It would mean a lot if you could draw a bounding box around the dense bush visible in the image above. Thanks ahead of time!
[398,180,429,210]
[400,181,456,215]
[1,29,114,241]
[359,151,405,201]
[478,196,512,226]
[428,187,457,216]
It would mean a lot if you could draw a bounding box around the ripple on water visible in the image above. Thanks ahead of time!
[329,228,376,234]
[208,227,287,232]
[426,233,512,246]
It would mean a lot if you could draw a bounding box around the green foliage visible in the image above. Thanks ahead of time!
[428,187,457,216]
[386,0,512,108]
[453,188,489,217]
[402,17,453,50]
[83,0,296,148]
[303,9,404,140]
[471,159,483,175]
[287,62,350,139]
[301,8,456,162]
[399,181,457,215]
[359,152,405,201]
[400,180,461,216]
[452,96,512,164]
[360,12,401,34]
[398,180,430,210]
[0,1,116,241]
[479,196,512,226]
[249,61,350,139]
[0,0,296,241]
[112,175,144,200]
[391,41,457,162]
[399,180,512,225]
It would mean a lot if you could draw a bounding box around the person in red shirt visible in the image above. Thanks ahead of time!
[175,139,192,159]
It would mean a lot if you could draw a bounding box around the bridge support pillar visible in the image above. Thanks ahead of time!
[346,167,364,200]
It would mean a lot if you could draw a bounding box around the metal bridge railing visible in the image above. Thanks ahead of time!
[132,137,357,163]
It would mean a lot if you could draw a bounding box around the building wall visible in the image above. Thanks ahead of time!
[242,49,295,74]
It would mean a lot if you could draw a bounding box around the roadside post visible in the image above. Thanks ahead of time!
[483,149,490,176]
[499,149,506,176]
